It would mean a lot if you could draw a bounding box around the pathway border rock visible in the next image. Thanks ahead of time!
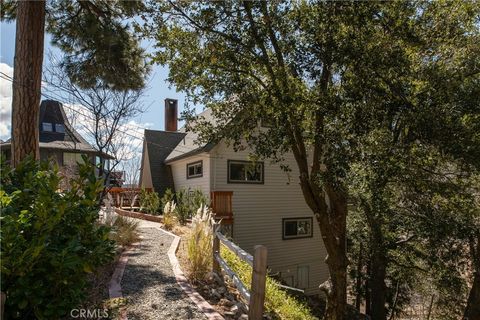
[108,242,141,320]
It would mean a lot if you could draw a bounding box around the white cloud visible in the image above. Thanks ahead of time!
[0,62,13,140]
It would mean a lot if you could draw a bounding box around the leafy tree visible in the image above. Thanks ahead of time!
[0,0,149,166]
[147,1,479,318]
[344,2,480,318]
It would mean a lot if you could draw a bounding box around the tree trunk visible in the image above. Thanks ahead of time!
[464,272,480,320]
[364,205,388,320]
[316,195,348,320]
[464,234,480,320]
[321,253,348,320]
[11,0,46,166]
[355,243,364,311]
[369,244,388,320]
[365,260,371,315]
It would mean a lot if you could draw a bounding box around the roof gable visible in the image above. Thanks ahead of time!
[144,129,186,195]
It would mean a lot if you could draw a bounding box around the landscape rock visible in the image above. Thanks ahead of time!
[230,304,239,313]
[219,298,235,307]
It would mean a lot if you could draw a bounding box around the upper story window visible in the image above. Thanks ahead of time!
[55,124,65,133]
[42,122,53,132]
[187,160,203,179]
[282,217,313,240]
[228,160,264,184]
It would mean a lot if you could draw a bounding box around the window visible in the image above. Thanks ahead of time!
[42,122,53,132]
[63,153,85,166]
[282,217,313,240]
[187,160,203,179]
[228,160,264,184]
[55,123,65,133]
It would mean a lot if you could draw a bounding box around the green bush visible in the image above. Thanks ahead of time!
[175,188,208,225]
[175,188,191,224]
[221,245,317,320]
[0,157,115,319]
[160,188,175,210]
[139,188,160,214]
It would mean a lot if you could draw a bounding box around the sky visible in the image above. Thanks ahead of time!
[0,20,189,149]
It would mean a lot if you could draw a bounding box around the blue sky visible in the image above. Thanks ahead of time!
[0,20,189,142]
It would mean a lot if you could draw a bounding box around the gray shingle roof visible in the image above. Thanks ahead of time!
[143,129,186,195]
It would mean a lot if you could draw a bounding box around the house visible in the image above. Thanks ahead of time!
[140,98,328,295]
[0,100,113,174]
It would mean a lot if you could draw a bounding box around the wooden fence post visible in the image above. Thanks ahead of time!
[212,225,220,274]
[248,245,267,320]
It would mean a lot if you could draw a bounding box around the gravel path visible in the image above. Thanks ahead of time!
[121,227,206,320]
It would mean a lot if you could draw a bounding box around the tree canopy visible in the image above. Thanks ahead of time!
[147,1,479,319]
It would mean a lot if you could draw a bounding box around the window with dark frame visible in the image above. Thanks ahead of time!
[228,160,264,183]
[282,217,313,240]
[187,160,203,179]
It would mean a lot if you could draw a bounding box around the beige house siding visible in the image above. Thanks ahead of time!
[168,153,211,195]
[140,141,153,189]
[209,141,328,295]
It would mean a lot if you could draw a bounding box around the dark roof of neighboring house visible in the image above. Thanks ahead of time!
[39,100,96,151]
[143,129,186,196]
[0,100,113,159]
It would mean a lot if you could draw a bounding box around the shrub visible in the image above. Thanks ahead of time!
[110,216,140,247]
[162,200,177,231]
[139,188,160,214]
[186,205,214,283]
[0,156,115,319]
[160,188,175,210]
[175,188,208,225]
[221,244,317,320]
[190,188,208,213]
[175,188,191,224]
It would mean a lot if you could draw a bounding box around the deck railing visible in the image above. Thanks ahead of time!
[106,187,152,208]
[212,226,267,320]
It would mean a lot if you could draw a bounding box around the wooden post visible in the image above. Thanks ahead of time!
[212,225,220,274]
[248,245,267,320]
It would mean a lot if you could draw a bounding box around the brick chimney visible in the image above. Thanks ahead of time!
[164,98,178,131]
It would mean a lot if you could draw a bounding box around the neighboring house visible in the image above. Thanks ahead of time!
[140,98,328,295]
[0,100,113,175]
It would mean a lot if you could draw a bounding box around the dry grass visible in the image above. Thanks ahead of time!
[110,216,140,247]
[185,206,215,283]
[162,200,177,230]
